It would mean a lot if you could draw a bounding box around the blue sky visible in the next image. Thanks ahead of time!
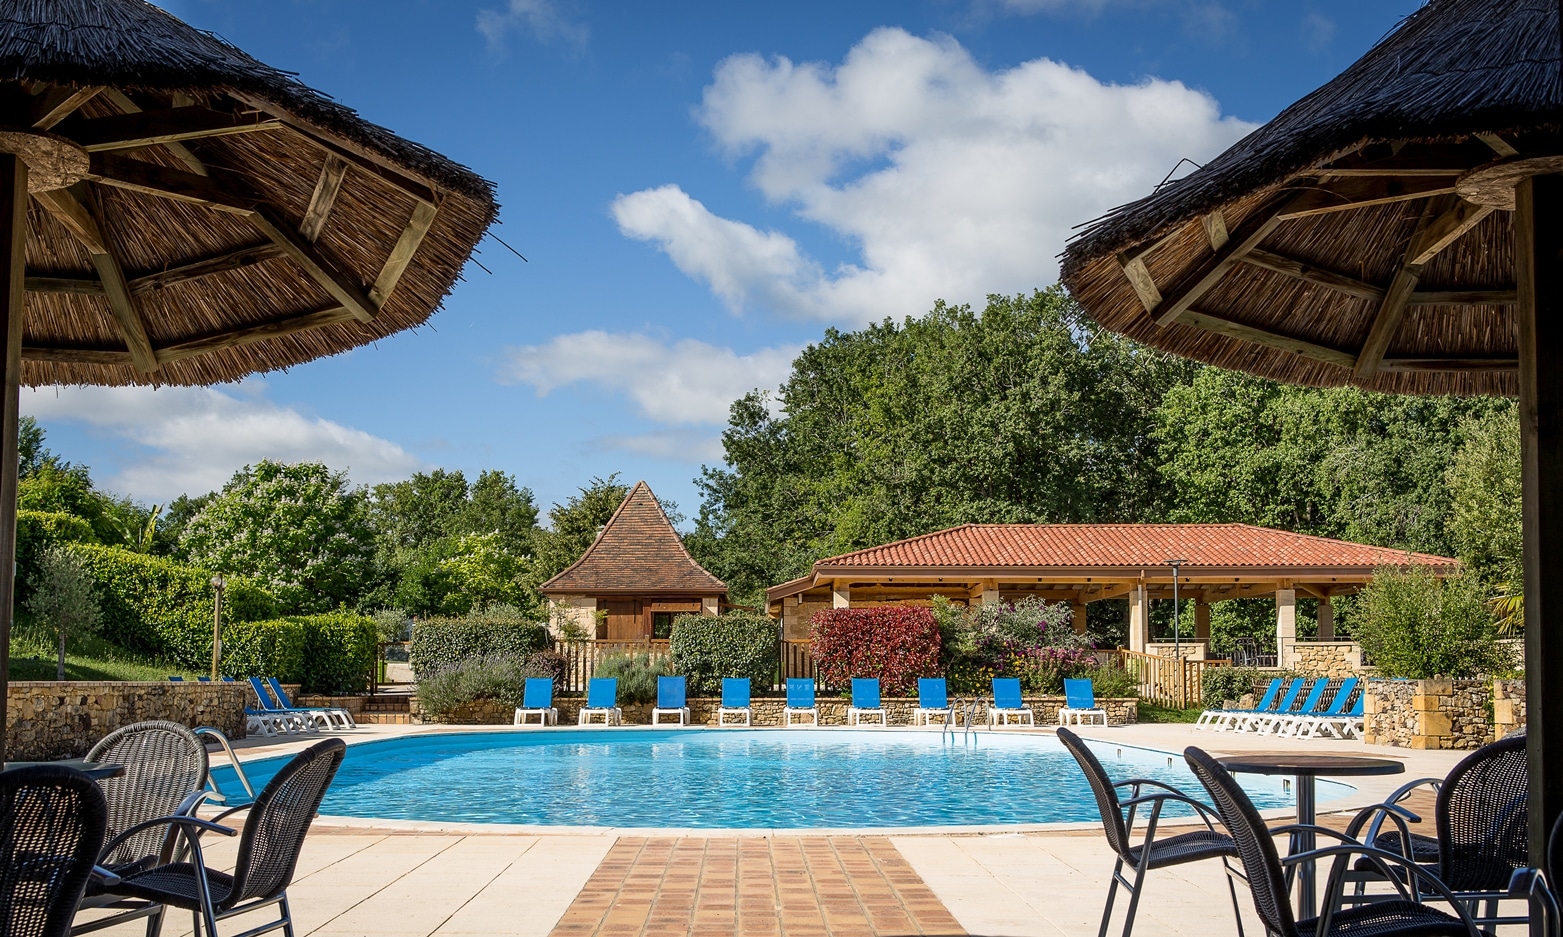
[26,0,1420,524]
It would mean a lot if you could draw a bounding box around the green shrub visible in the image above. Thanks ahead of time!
[594,652,671,704]
[65,544,277,663]
[1087,663,1140,699]
[220,617,308,686]
[415,653,558,720]
[1201,666,1263,709]
[1354,566,1507,678]
[219,611,376,693]
[409,614,551,675]
[16,510,97,607]
[669,611,776,696]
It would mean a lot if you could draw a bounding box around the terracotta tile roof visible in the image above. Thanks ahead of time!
[810,523,1455,571]
[540,481,726,595]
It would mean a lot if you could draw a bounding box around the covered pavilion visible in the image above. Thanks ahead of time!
[766,523,1455,657]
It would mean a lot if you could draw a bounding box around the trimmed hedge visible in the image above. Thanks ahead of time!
[221,612,377,694]
[16,511,97,605]
[669,611,776,696]
[810,606,941,696]
[409,616,552,676]
[65,544,278,663]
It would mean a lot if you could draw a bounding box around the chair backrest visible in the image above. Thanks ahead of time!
[248,676,282,711]
[851,678,881,709]
[786,678,815,708]
[1250,678,1283,711]
[658,675,686,709]
[166,676,183,683]
[1055,728,1134,862]
[267,678,296,707]
[1317,678,1358,717]
[226,738,346,908]
[918,678,948,710]
[1436,732,1529,890]
[992,677,1023,709]
[86,721,209,867]
[722,678,750,708]
[522,677,553,709]
[0,766,107,937]
[586,678,617,709]
[1270,678,1306,713]
[1063,678,1096,710]
[1184,746,1298,937]
[197,676,211,683]
[1291,679,1329,716]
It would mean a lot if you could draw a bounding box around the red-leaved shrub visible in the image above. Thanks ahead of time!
[810,606,941,696]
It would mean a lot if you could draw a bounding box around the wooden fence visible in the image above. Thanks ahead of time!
[1110,649,1229,709]
[549,637,816,694]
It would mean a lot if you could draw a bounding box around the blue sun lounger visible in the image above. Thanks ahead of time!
[849,678,887,726]
[719,677,752,726]
[1195,677,1282,729]
[785,678,818,726]
[1225,677,1307,733]
[1279,677,1359,738]
[989,677,1034,727]
[246,677,319,733]
[914,678,952,726]
[267,677,355,728]
[513,677,558,725]
[1253,678,1328,735]
[1058,678,1108,726]
[579,677,622,725]
[652,675,690,725]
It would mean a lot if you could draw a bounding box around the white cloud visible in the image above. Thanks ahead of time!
[500,331,798,426]
[476,0,587,50]
[593,430,726,463]
[22,383,427,502]
[614,27,1255,324]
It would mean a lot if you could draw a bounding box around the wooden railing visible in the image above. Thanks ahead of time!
[553,638,671,694]
[780,640,815,681]
[1111,649,1229,709]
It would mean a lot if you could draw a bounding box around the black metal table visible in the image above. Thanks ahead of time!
[1219,753,1404,917]
[2,759,125,781]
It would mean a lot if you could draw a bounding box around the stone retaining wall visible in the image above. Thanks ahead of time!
[415,695,1138,727]
[1284,641,1363,677]
[1494,679,1527,739]
[1362,678,1493,750]
[7,681,246,760]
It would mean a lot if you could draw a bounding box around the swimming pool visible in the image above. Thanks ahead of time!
[212,729,1352,830]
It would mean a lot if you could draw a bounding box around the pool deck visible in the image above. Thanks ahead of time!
[78,722,1477,937]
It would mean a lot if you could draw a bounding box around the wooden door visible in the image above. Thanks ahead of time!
[603,600,641,640]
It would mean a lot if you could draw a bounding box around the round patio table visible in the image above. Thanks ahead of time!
[1218,753,1403,917]
[2,759,125,781]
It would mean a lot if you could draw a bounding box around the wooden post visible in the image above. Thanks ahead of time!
[1517,174,1563,865]
[1128,583,1148,652]
[1275,587,1296,668]
[1194,599,1211,641]
[1317,595,1335,641]
[1071,600,1088,635]
[0,153,23,766]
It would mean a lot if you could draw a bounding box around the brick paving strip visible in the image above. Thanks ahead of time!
[550,837,967,937]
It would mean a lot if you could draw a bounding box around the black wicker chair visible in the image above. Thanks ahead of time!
[97,737,345,937]
[1344,733,1528,926]
[71,721,210,935]
[1184,745,1480,937]
[1056,727,1247,937]
[0,765,107,937]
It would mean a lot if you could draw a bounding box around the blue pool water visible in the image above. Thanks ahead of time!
[212,729,1351,829]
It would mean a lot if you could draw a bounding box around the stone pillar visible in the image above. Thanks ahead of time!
[1194,599,1211,641]
[832,583,850,609]
[1071,601,1088,635]
[701,595,719,615]
[972,580,999,607]
[1128,584,1148,652]
[1276,588,1297,667]
[1317,595,1335,641]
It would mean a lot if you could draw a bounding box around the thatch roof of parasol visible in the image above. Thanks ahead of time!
[1060,0,1560,397]
[0,0,498,387]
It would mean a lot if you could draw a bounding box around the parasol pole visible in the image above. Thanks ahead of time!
[0,151,26,769]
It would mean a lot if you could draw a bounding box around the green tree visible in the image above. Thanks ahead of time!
[528,475,629,585]
[1445,405,1521,585]
[181,460,375,613]
[25,546,101,680]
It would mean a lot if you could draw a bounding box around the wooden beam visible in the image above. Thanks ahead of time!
[21,346,133,365]
[1241,250,1514,305]
[1379,357,1519,373]
[1308,145,1492,177]
[74,188,158,373]
[1275,177,1461,220]
[1117,251,1161,312]
[156,305,357,364]
[30,85,102,130]
[98,88,207,177]
[299,155,348,244]
[1152,191,1304,326]
[247,207,376,323]
[129,243,284,295]
[1356,199,1493,378]
[1477,132,1520,158]
[32,188,107,254]
[86,153,256,214]
[1409,289,1517,305]
[1201,211,1229,250]
[1181,308,1357,369]
[60,106,282,152]
[25,275,101,295]
[369,200,438,309]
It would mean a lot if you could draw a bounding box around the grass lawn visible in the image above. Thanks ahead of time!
[1136,701,1203,723]
[7,632,195,682]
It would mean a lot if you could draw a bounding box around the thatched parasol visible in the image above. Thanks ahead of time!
[0,0,497,760]
[1060,0,1558,862]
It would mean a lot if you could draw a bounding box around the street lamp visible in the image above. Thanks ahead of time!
[210,573,226,681]
[1166,559,1187,703]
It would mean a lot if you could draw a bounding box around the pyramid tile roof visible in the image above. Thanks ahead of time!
[540,481,726,596]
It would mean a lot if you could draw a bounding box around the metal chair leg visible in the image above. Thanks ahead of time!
[1222,857,1247,937]
[1119,862,1149,937]
[1098,859,1125,937]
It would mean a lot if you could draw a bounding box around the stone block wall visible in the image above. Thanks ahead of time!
[1284,641,1363,677]
[7,681,247,760]
[1494,679,1527,739]
[1362,678,1492,750]
[1147,642,1207,661]
[415,694,1138,727]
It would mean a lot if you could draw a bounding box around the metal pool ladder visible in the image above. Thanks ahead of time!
[195,726,256,804]
[943,697,984,746]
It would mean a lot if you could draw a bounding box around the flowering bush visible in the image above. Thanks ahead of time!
[810,606,941,696]
[942,595,1096,694]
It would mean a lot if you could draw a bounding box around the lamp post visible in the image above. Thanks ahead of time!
[1166,559,1187,705]
[210,573,226,681]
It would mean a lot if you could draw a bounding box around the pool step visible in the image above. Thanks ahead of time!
[357,712,416,725]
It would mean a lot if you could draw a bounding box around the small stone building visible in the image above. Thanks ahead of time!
[541,481,727,640]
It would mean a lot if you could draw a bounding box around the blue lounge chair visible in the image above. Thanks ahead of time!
[719,677,751,726]
[1251,678,1326,735]
[1195,677,1282,729]
[848,678,886,726]
[1220,677,1305,733]
[166,675,183,682]
[785,678,818,726]
[914,677,952,726]
[579,677,621,725]
[1058,678,1108,726]
[989,677,1034,726]
[653,675,690,726]
[267,677,355,728]
[513,677,558,725]
[1281,677,1359,738]
[246,676,317,733]
[1311,690,1366,740]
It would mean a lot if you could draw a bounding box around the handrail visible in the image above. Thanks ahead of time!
[194,726,255,803]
